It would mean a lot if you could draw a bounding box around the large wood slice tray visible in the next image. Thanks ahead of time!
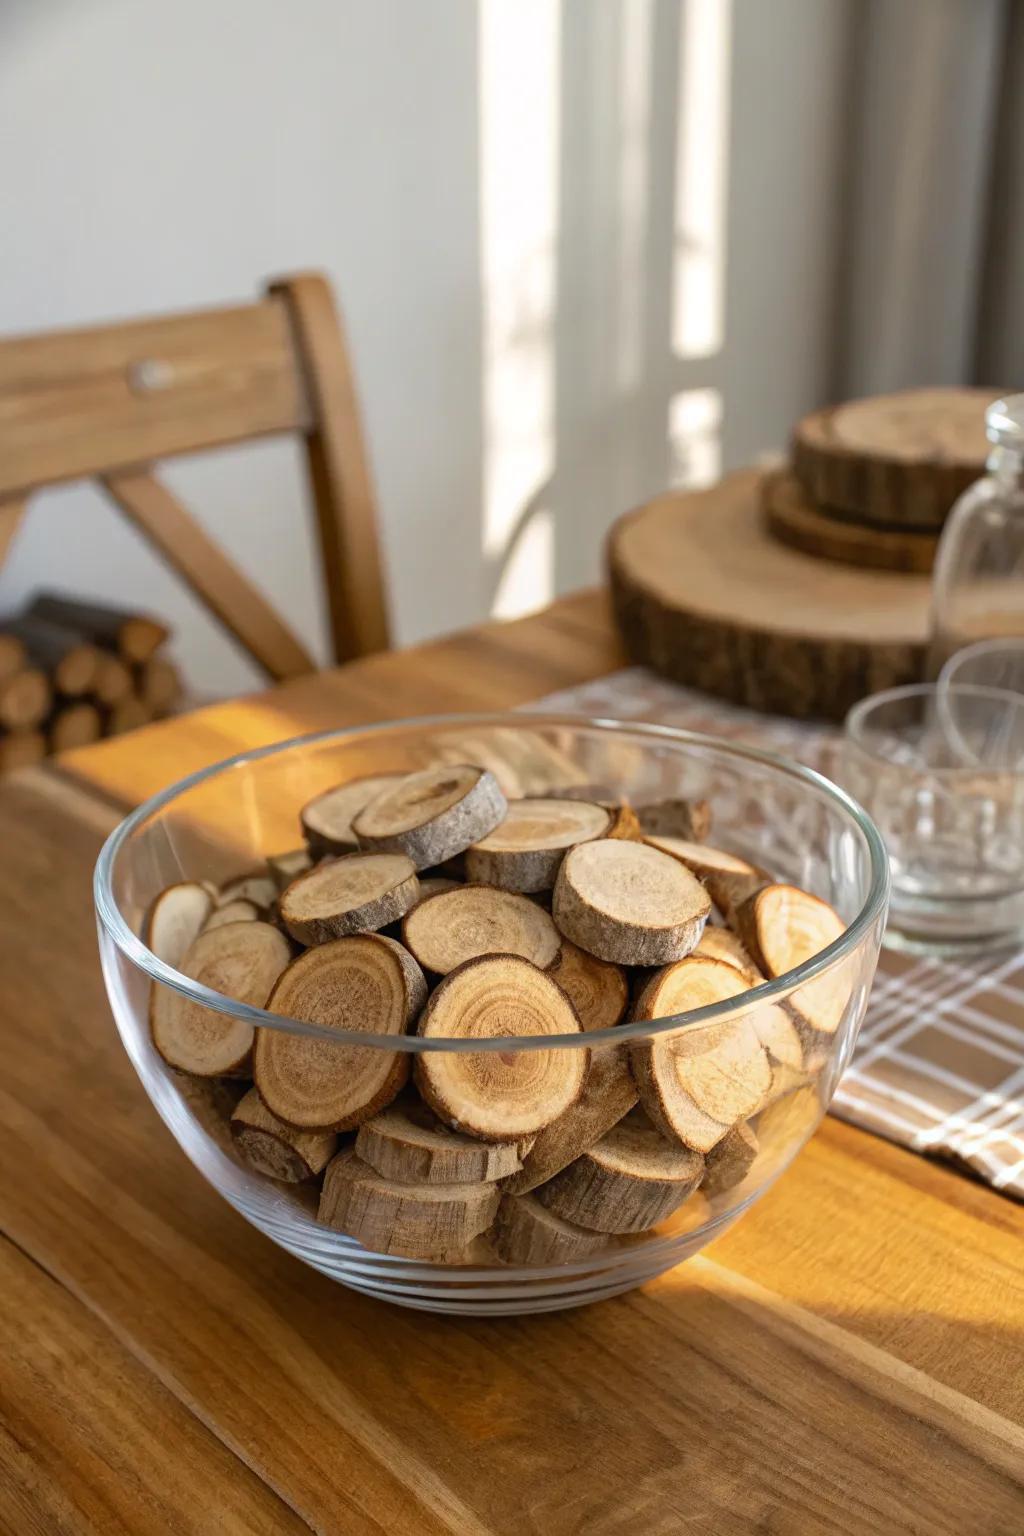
[607,469,929,720]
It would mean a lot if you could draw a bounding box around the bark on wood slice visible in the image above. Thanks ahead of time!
[203,898,261,932]
[630,957,771,1151]
[254,934,425,1130]
[414,955,588,1141]
[701,1122,759,1198]
[0,728,46,772]
[401,884,560,976]
[691,928,806,1099]
[318,1147,500,1260]
[762,470,939,574]
[353,763,507,869]
[553,839,710,966]
[300,773,406,857]
[635,797,713,843]
[791,388,996,529]
[493,1191,607,1265]
[3,616,100,695]
[279,852,419,944]
[501,1045,638,1195]
[93,653,133,706]
[267,848,313,890]
[0,667,50,730]
[138,656,183,712]
[150,920,291,1076]
[106,696,153,735]
[356,1094,526,1185]
[49,702,103,753]
[643,836,770,922]
[145,881,215,967]
[546,939,628,1033]
[230,1086,337,1182]
[535,1108,704,1234]
[218,871,279,909]
[465,797,611,892]
[607,470,929,721]
[735,884,849,1038]
[28,593,169,662]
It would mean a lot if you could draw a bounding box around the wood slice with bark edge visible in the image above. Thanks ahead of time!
[701,1121,759,1198]
[318,1148,501,1261]
[635,797,713,843]
[299,772,406,857]
[355,1094,527,1185]
[279,852,419,945]
[414,954,588,1141]
[150,920,291,1077]
[353,763,507,870]
[27,593,169,662]
[49,702,103,752]
[535,1108,704,1234]
[267,848,313,891]
[501,1045,638,1195]
[692,928,807,1103]
[629,957,771,1152]
[546,940,628,1032]
[553,839,711,966]
[203,898,261,933]
[735,884,849,1038]
[400,884,560,976]
[230,1087,338,1183]
[144,882,215,968]
[694,925,761,983]
[607,471,929,722]
[464,797,612,892]
[218,871,279,909]
[762,470,939,574]
[254,934,425,1131]
[643,836,771,923]
[791,388,996,529]
[0,667,50,730]
[493,1191,607,1265]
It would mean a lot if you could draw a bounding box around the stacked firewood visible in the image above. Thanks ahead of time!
[0,593,181,774]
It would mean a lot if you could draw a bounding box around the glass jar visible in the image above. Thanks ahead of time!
[929,394,1024,676]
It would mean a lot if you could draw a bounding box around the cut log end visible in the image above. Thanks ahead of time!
[231,1087,338,1182]
[318,1148,500,1260]
[356,1094,527,1184]
[535,1108,704,1234]
[401,883,560,976]
[300,773,406,857]
[279,852,419,945]
[145,881,215,968]
[353,763,507,869]
[493,1191,607,1265]
[735,884,849,1037]
[553,839,711,966]
[465,796,611,892]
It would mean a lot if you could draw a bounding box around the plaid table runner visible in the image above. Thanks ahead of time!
[535,667,1024,1201]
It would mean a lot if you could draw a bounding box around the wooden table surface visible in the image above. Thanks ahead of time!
[1,589,1022,1536]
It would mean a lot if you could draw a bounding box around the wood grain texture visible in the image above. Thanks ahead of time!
[763,469,940,574]
[608,471,929,720]
[1,592,1022,1534]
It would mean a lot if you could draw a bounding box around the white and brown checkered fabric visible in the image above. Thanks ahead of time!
[535,668,1024,1201]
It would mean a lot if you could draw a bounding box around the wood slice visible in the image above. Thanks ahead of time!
[218,871,278,909]
[630,957,771,1152]
[500,1045,638,1196]
[762,471,939,574]
[0,728,46,773]
[643,836,770,923]
[353,764,507,869]
[553,839,710,966]
[28,593,169,662]
[735,884,849,1039]
[49,702,102,753]
[465,797,611,892]
[356,1094,526,1185]
[150,920,291,1077]
[300,773,406,857]
[279,852,419,944]
[145,881,215,968]
[203,898,260,932]
[414,955,588,1141]
[607,470,929,721]
[0,667,50,730]
[635,797,713,843]
[546,940,629,1032]
[535,1108,704,1234]
[93,653,133,706]
[401,884,560,976]
[266,848,313,890]
[693,925,761,983]
[791,388,996,529]
[701,1122,759,1198]
[691,928,807,1100]
[230,1087,338,1183]
[318,1147,500,1260]
[493,1191,607,1265]
[254,934,425,1130]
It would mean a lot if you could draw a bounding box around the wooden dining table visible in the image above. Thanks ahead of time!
[1,588,1022,1536]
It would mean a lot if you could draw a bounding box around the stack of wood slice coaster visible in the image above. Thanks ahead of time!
[608,387,1000,721]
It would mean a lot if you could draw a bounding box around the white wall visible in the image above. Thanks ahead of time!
[0,0,854,695]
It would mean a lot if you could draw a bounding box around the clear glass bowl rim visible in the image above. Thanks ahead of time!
[94,711,890,1052]
[845,682,1024,780]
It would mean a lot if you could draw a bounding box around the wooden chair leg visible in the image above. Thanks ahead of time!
[270,274,391,664]
[101,470,316,682]
[0,499,26,572]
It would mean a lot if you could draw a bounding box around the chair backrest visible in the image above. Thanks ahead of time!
[0,272,390,680]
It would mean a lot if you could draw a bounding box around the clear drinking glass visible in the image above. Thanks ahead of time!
[939,637,1024,698]
[95,715,888,1316]
[843,684,1024,954]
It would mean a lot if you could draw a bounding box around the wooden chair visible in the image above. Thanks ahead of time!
[0,273,390,680]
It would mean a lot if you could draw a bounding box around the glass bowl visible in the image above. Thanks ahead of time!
[95,714,889,1316]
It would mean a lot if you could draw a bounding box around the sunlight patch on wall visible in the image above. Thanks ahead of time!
[668,387,722,488]
[479,0,559,619]
[672,0,732,359]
